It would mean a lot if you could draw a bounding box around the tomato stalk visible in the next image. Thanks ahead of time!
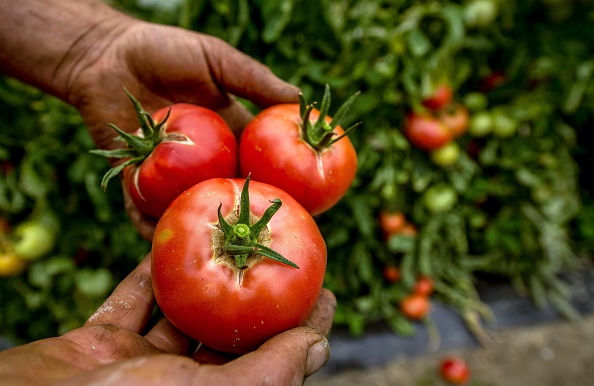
[218,176,299,269]
[90,88,181,189]
[299,84,361,151]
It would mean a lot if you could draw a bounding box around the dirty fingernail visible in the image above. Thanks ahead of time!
[306,338,330,376]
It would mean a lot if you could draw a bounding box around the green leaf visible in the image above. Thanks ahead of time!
[261,0,294,43]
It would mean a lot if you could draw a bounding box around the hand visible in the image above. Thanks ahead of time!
[58,12,299,239]
[0,254,336,386]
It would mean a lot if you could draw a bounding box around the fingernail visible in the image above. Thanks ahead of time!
[306,338,330,376]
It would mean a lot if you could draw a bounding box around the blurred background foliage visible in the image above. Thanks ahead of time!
[2,0,594,343]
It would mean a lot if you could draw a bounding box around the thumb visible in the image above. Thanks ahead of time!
[221,327,330,386]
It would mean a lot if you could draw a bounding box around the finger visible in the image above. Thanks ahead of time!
[221,327,330,385]
[192,344,237,365]
[85,254,154,333]
[202,35,300,108]
[144,318,192,356]
[304,288,337,336]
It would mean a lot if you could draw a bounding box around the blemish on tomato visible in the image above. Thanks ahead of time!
[155,229,174,244]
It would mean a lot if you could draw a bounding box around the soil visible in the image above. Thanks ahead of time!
[306,313,594,386]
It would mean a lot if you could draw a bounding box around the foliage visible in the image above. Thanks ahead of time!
[2,0,594,342]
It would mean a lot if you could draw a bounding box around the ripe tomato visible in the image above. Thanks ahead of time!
[422,84,453,110]
[379,211,406,236]
[414,276,434,296]
[151,177,327,354]
[93,90,238,219]
[440,357,471,385]
[400,293,430,320]
[383,265,401,283]
[438,104,469,138]
[239,86,359,216]
[404,112,453,151]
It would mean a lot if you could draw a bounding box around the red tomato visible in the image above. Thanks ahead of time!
[379,211,406,236]
[404,112,453,151]
[94,91,238,219]
[383,265,401,283]
[422,84,453,110]
[239,87,359,216]
[151,177,327,354]
[479,71,506,93]
[414,276,434,296]
[399,294,430,320]
[440,357,471,384]
[438,104,470,138]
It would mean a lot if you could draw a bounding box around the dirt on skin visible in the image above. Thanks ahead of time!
[306,313,594,386]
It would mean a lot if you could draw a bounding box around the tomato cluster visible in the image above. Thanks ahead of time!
[94,86,359,354]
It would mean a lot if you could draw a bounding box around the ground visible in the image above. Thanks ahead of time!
[306,313,594,386]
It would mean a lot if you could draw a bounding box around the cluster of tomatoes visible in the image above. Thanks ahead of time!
[0,214,57,277]
[94,87,359,355]
[403,83,469,167]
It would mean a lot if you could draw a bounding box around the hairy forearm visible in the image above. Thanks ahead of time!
[0,0,131,102]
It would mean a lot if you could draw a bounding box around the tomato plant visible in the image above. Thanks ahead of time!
[92,89,238,219]
[404,112,453,151]
[440,356,471,384]
[151,176,327,354]
[399,294,431,320]
[414,276,434,296]
[239,85,360,216]
[423,84,453,110]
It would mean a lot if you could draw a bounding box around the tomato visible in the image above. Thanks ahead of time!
[491,110,518,138]
[440,357,471,385]
[383,265,401,283]
[463,92,488,111]
[404,112,453,151]
[399,293,430,320]
[422,84,453,110]
[413,276,434,296]
[12,219,57,261]
[93,90,238,219]
[468,111,493,137]
[400,223,418,237]
[438,104,469,138]
[430,141,461,167]
[0,244,26,277]
[464,0,498,29]
[424,184,458,213]
[379,211,406,236]
[479,71,506,93]
[151,177,327,354]
[239,86,359,216]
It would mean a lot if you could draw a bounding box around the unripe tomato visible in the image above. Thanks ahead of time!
[491,110,518,138]
[424,184,458,213]
[430,141,461,167]
[404,112,453,151]
[0,249,26,277]
[463,92,488,111]
[12,220,56,261]
[464,0,498,29]
[440,357,471,384]
[400,293,430,320]
[468,111,493,137]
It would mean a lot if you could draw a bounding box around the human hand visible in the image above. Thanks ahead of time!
[56,11,299,239]
[0,254,336,386]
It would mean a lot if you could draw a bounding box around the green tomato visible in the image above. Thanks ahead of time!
[468,111,493,137]
[464,0,499,29]
[424,184,458,213]
[491,111,518,138]
[463,92,488,111]
[13,221,56,261]
[430,141,461,167]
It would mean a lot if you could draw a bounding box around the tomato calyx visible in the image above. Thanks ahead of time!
[90,88,190,189]
[299,84,361,152]
[217,176,299,270]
